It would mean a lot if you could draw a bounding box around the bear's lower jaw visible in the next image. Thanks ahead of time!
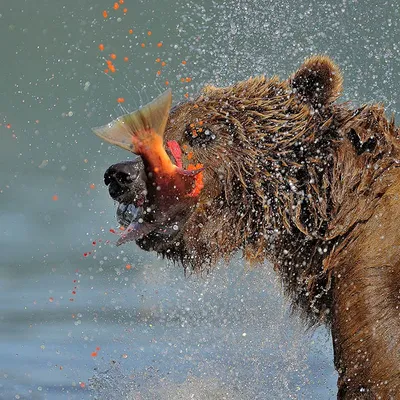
[114,199,191,251]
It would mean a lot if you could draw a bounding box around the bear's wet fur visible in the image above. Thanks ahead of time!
[159,56,397,320]
[104,56,400,398]
[162,56,400,398]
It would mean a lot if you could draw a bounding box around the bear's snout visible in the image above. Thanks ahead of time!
[104,159,146,204]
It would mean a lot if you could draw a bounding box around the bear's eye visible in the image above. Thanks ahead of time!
[185,122,216,147]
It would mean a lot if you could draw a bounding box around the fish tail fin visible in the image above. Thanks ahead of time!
[92,89,172,154]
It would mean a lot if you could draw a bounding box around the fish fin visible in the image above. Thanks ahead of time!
[92,89,172,154]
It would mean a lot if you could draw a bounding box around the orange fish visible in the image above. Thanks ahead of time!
[92,90,203,245]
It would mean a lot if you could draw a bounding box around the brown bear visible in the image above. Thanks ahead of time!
[93,56,400,399]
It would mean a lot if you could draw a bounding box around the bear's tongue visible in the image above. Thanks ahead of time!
[117,220,153,246]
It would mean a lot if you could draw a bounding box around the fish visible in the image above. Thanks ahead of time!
[93,90,204,246]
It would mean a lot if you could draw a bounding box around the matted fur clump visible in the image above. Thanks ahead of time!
[99,56,400,398]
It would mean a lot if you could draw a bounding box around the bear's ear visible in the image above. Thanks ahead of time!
[290,55,343,108]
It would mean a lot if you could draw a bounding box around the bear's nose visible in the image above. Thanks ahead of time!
[104,161,139,186]
[104,159,147,203]
[104,168,133,187]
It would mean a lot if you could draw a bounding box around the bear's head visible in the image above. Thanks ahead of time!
[95,56,343,272]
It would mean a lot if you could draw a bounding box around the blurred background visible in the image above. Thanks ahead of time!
[0,0,399,398]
